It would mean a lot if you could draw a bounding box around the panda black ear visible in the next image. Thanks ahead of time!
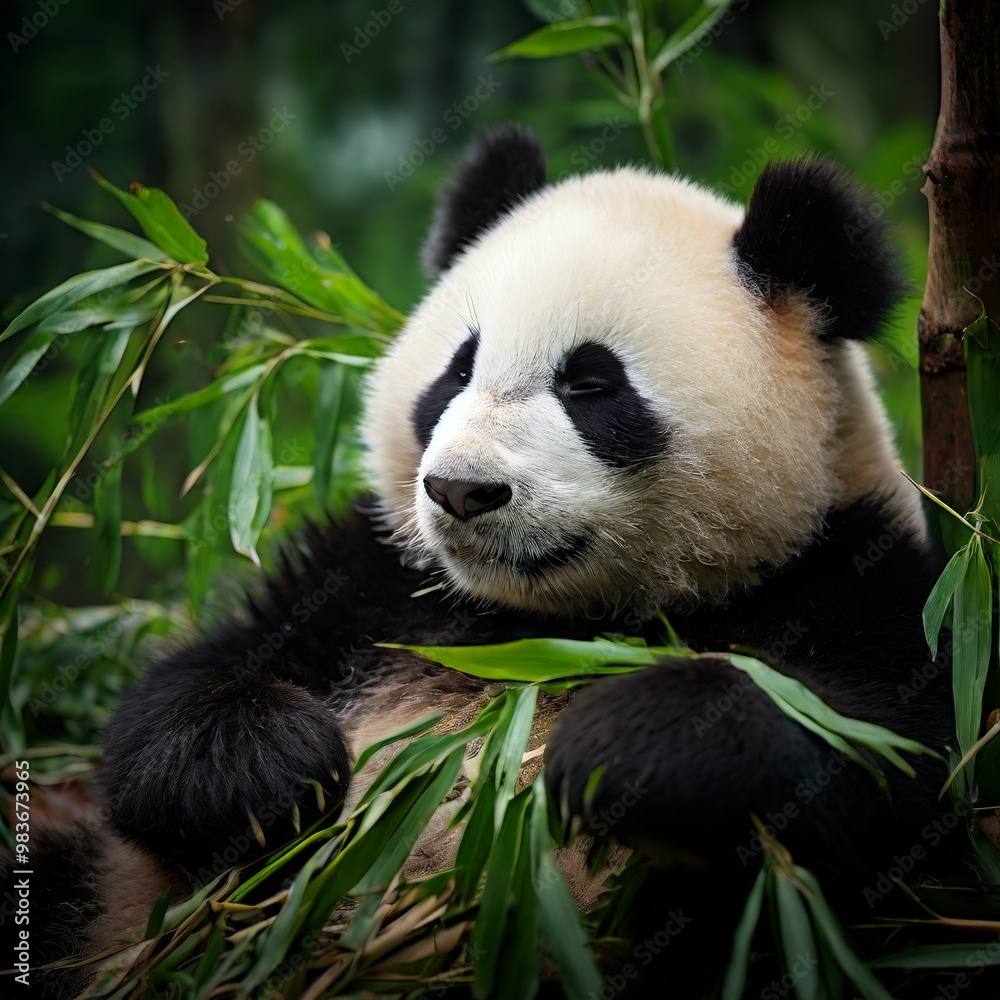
[732,159,908,341]
[421,123,547,277]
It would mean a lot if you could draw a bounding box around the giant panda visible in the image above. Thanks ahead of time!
[28,124,954,997]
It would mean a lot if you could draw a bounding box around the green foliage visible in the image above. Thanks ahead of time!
[0,173,397,759]
[493,1,741,169]
[723,823,950,1000]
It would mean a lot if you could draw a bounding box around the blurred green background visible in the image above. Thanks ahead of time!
[1,0,939,616]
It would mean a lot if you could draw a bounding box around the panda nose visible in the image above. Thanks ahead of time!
[423,476,512,520]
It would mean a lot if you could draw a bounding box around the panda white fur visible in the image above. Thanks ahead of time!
[30,125,953,997]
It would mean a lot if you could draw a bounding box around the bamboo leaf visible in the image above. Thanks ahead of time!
[793,866,894,1000]
[179,382,258,499]
[722,867,767,1000]
[952,537,992,758]
[295,335,385,359]
[729,653,937,777]
[50,282,170,338]
[90,171,208,264]
[65,325,133,458]
[271,465,311,490]
[276,782,440,971]
[970,824,1000,883]
[380,636,656,683]
[143,886,173,940]
[4,278,174,417]
[0,260,163,344]
[160,870,236,933]
[190,924,229,990]
[489,17,628,61]
[764,688,888,790]
[293,345,379,367]
[239,200,403,333]
[249,427,273,554]
[337,756,469,954]
[90,462,123,592]
[351,746,465,898]
[774,872,821,1000]
[237,843,337,991]
[868,942,1000,969]
[364,699,506,802]
[497,807,541,1000]
[494,686,538,820]
[353,711,444,774]
[455,770,500,902]
[923,546,969,659]
[530,782,603,1000]
[131,364,267,429]
[0,325,62,407]
[472,789,531,998]
[0,569,27,751]
[228,402,273,565]
[43,202,172,262]
[651,0,736,74]
[185,407,243,611]
[449,689,533,901]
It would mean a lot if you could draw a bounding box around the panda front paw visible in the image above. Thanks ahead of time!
[102,672,349,870]
[544,656,801,859]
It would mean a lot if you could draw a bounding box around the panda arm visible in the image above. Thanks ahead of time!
[100,513,422,869]
[545,650,945,874]
[545,551,951,883]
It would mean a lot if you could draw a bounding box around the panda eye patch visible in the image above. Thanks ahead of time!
[411,331,479,448]
[554,342,667,468]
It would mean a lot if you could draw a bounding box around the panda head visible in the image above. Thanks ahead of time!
[363,125,921,617]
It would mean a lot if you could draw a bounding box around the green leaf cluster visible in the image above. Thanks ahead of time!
[724,832,894,1000]
[1,174,400,749]
[491,1,740,168]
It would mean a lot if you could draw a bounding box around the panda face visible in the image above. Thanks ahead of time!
[410,330,669,607]
[363,166,865,616]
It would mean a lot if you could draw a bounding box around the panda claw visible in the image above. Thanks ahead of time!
[291,802,301,835]
[246,808,266,849]
[310,779,326,813]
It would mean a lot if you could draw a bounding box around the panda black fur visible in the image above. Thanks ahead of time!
[28,126,956,996]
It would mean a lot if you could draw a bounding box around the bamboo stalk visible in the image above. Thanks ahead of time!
[918,1,1000,511]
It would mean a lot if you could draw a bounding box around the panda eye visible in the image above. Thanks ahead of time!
[564,377,612,397]
[556,343,623,401]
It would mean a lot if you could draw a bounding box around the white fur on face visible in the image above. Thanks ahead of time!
[362,167,921,616]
